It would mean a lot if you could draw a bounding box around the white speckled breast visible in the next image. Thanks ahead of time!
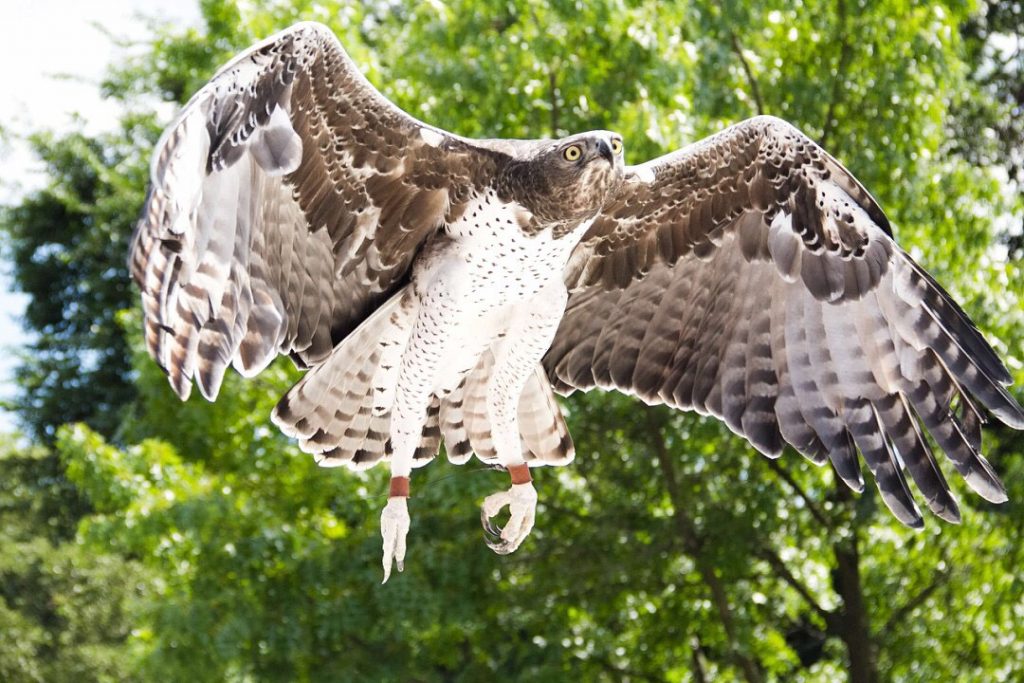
[409,189,591,395]
[439,189,591,305]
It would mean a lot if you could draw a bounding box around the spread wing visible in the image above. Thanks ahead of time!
[546,116,1024,527]
[129,22,499,401]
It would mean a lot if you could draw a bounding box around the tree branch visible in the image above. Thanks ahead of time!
[820,0,853,149]
[728,32,766,115]
[762,458,833,530]
[879,572,948,638]
[548,69,561,136]
[759,547,837,631]
[526,6,561,136]
[645,409,765,683]
[691,635,709,683]
[829,501,879,683]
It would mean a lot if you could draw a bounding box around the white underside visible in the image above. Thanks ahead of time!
[416,193,589,397]
[385,192,591,475]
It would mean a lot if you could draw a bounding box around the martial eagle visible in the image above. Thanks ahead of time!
[129,22,1024,582]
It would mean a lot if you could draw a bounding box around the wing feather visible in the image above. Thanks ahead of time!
[130,22,499,400]
[547,116,1023,525]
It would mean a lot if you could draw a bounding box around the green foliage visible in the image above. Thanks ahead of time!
[0,439,149,681]
[0,115,160,442]
[953,0,1024,184]
[1,1,1022,681]
[951,0,1024,261]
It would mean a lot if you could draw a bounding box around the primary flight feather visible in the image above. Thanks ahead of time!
[129,22,1024,581]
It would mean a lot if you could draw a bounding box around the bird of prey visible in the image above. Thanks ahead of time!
[130,22,1024,582]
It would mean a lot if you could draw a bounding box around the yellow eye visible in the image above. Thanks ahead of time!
[611,139,623,154]
[563,144,582,161]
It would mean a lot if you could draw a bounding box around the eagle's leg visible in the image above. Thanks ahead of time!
[380,360,441,582]
[480,281,567,554]
[380,275,468,582]
[379,477,410,583]
[480,465,538,555]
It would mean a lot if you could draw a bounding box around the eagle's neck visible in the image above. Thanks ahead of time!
[444,189,591,247]
[437,192,592,284]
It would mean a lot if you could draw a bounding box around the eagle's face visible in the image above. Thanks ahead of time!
[501,131,625,227]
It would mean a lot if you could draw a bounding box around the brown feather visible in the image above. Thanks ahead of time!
[129,22,499,401]
[547,116,1022,526]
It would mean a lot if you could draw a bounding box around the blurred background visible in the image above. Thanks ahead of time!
[0,1,1021,681]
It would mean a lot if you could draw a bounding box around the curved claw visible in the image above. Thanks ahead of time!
[482,524,507,552]
[480,506,504,539]
[481,489,510,548]
[479,482,537,555]
[485,535,520,555]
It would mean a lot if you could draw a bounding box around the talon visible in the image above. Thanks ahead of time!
[483,517,503,538]
[480,504,505,538]
[485,536,518,555]
[380,496,410,583]
[483,526,504,548]
[480,482,537,555]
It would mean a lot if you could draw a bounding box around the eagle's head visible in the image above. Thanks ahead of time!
[500,131,625,227]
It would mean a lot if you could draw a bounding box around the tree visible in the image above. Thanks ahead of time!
[2,0,1023,680]
[0,437,148,681]
[951,0,1024,258]
[0,120,156,443]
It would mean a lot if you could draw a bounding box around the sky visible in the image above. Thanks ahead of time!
[0,0,201,432]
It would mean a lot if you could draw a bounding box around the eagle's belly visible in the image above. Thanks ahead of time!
[409,195,589,396]
[426,285,564,399]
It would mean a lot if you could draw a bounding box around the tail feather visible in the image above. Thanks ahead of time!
[272,290,574,470]
[439,355,574,467]
[459,351,498,462]
[439,386,473,464]
[518,365,575,465]
[272,290,413,469]
[415,401,443,463]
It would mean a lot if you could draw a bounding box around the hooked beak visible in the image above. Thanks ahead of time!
[595,139,613,163]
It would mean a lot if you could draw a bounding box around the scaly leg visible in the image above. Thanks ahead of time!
[481,281,567,554]
[380,475,411,583]
[481,463,538,554]
[381,276,467,582]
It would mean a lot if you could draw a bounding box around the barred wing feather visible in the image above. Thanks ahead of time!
[548,116,1023,527]
[129,22,496,401]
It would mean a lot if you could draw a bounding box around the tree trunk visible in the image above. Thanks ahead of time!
[832,526,878,683]
[646,410,765,683]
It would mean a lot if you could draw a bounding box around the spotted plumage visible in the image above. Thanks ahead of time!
[130,22,1023,579]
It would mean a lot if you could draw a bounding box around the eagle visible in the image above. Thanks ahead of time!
[129,22,1024,582]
